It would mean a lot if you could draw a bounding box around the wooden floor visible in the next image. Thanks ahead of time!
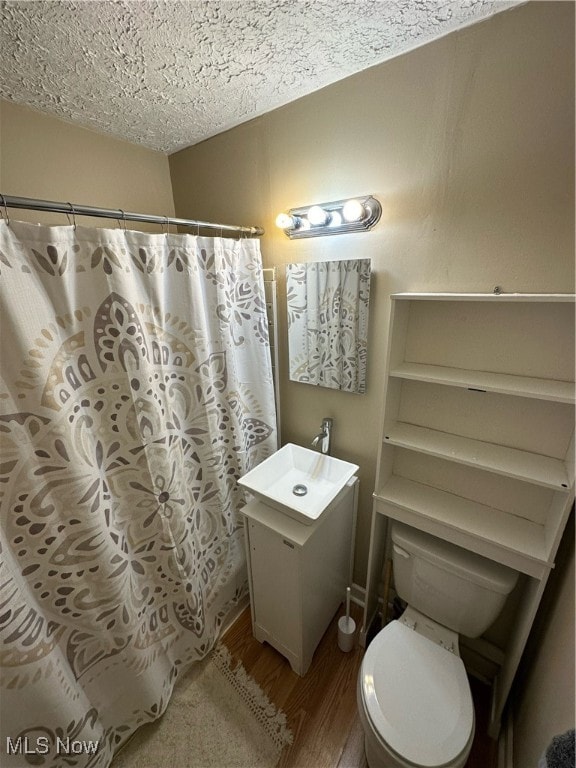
[221,605,498,768]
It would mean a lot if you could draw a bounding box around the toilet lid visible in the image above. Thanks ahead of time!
[360,620,474,767]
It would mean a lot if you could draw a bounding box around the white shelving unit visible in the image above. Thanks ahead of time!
[361,292,575,736]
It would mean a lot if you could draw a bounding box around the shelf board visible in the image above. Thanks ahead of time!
[374,475,549,573]
[384,421,570,490]
[390,362,575,404]
[392,293,575,302]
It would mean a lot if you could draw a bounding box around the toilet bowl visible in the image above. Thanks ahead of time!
[358,610,474,768]
[357,523,518,768]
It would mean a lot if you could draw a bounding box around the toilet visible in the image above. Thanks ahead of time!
[357,522,518,768]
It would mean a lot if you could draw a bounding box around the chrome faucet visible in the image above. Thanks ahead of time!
[311,418,333,455]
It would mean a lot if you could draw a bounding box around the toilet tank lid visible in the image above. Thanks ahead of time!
[391,523,519,595]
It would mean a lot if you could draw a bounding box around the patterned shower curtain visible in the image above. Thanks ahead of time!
[286,259,371,393]
[0,219,277,767]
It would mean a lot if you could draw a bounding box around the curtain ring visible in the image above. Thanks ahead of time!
[0,195,10,226]
[118,209,127,231]
[164,215,169,237]
[66,202,77,230]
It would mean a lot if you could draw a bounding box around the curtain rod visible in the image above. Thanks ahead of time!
[0,194,264,237]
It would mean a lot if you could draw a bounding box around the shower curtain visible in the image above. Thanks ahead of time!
[0,219,277,767]
[286,259,371,393]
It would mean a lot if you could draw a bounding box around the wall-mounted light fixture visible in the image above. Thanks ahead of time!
[275,195,381,239]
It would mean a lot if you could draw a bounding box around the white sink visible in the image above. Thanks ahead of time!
[239,443,358,525]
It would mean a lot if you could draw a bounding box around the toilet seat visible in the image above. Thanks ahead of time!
[360,620,474,767]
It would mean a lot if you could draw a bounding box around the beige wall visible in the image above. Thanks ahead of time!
[513,520,575,765]
[170,1,575,587]
[0,100,175,229]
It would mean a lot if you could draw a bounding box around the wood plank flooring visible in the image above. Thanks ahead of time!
[221,605,498,768]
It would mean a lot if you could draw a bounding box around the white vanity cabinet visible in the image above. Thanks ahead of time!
[361,292,575,736]
[243,477,358,675]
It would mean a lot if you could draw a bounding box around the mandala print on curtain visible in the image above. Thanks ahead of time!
[0,220,277,767]
[286,258,371,393]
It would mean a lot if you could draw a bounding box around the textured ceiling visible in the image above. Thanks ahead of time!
[0,0,520,154]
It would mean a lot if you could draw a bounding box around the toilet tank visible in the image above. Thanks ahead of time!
[391,523,518,638]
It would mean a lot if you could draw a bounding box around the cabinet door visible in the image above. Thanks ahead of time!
[248,521,301,656]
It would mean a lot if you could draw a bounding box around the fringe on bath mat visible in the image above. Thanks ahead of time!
[211,644,293,752]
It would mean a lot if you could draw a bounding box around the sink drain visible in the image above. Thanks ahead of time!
[292,483,308,497]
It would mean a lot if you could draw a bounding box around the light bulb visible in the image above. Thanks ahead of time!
[275,212,294,230]
[342,199,365,223]
[329,211,342,227]
[307,205,329,227]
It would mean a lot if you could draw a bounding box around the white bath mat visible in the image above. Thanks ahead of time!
[111,644,292,768]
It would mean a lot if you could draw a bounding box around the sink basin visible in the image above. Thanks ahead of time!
[238,443,358,524]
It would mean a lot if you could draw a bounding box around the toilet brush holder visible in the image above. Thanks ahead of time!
[338,616,356,652]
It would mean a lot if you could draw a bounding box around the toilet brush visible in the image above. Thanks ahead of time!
[338,587,356,652]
